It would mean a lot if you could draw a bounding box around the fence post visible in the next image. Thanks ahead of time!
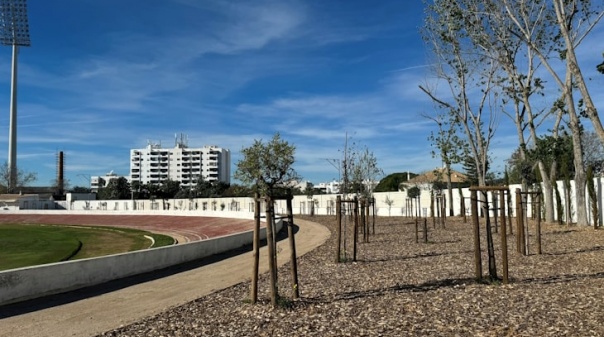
[471,189,482,280]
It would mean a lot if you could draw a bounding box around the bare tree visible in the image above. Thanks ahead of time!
[0,162,37,194]
[350,146,383,199]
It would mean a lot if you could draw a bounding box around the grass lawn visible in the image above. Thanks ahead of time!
[0,224,175,271]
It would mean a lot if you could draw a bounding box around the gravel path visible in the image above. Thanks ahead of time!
[97,215,604,337]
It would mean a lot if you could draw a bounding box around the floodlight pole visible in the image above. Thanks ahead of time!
[8,43,18,192]
[1,0,31,193]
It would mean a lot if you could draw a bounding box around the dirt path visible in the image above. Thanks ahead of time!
[0,219,330,337]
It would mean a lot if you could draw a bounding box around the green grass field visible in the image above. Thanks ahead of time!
[0,224,175,271]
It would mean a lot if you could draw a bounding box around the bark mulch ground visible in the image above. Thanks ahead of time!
[98,215,604,336]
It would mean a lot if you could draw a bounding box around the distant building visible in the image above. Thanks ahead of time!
[91,171,123,193]
[317,180,341,194]
[129,137,231,189]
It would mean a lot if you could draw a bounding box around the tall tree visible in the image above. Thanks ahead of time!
[501,0,603,224]
[551,0,604,142]
[457,0,561,222]
[374,172,416,192]
[420,0,500,188]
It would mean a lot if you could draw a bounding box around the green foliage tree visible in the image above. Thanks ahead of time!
[505,147,537,185]
[192,177,230,198]
[235,132,300,197]
[98,177,131,200]
[501,0,602,224]
[424,111,466,216]
[235,132,300,307]
[374,172,415,192]
[462,155,490,186]
[70,186,91,193]
[222,184,253,197]
[158,179,181,199]
[407,186,421,199]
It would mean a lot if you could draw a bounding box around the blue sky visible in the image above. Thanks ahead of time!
[0,1,601,188]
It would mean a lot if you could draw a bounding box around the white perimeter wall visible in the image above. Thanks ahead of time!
[18,176,602,225]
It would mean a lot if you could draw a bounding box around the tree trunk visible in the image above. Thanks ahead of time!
[538,161,555,223]
[564,67,588,225]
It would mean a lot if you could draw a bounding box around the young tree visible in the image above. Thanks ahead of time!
[384,195,395,216]
[235,132,300,306]
[0,162,37,193]
[424,112,465,215]
[235,133,301,197]
[350,146,383,199]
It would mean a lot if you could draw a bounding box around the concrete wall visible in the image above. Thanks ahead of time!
[0,216,280,306]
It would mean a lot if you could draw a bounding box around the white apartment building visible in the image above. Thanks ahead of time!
[130,139,231,189]
[91,171,123,193]
[317,180,341,194]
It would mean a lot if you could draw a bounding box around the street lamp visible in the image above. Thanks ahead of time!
[0,0,31,193]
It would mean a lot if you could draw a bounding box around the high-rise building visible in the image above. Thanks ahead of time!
[129,137,230,189]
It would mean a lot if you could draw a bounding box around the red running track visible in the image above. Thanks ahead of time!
[0,214,256,243]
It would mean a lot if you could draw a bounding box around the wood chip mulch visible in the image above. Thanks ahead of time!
[98,215,604,336]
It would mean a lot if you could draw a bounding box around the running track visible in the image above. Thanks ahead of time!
[0,214,256,243]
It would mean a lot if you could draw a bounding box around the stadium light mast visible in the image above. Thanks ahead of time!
[0,0,31,193]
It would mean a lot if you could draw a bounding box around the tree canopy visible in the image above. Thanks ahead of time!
[374,172,416,192]
[234,133,300,197]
